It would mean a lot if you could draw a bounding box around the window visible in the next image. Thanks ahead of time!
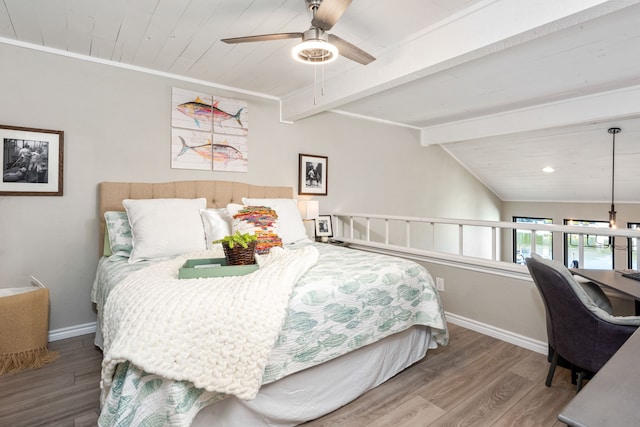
[629,223,640,270]
[564,219,613,269]
[513,217,553,264]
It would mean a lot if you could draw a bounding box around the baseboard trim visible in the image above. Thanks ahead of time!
[446,312,547,355]
[49,322,96,342]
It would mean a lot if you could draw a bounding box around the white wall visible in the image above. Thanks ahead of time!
[0,43,500,332]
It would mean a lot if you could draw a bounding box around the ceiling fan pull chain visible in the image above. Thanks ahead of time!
[321,62,325,97]
[313,63,318,105]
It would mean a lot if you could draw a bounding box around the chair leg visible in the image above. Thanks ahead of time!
[576,371,585,392]
[571,366,577,385]
[546,350,558,387]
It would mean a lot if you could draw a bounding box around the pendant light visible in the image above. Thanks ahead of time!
[608,127,621,228]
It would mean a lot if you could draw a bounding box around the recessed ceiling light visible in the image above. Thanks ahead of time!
[542,166,554,173]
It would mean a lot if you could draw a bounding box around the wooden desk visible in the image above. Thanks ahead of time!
[558,327,640,426]
[572,269,640,299]
[572,269,640,313]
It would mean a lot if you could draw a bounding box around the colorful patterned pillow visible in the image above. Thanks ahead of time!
[104,211,132,258]
[242,198,309,244]
[232,206,283,254]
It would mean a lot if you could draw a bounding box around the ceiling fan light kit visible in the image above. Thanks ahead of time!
[221,0,374,66]
[292,39,338,64]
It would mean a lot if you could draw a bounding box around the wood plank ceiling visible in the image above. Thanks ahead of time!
[1,0,640,203]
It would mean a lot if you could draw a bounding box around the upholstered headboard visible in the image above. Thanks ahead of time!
[98,180,293,256]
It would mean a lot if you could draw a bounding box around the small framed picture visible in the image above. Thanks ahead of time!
[315,215,333,238]
[299,153,327,195]
[0,125,64,196]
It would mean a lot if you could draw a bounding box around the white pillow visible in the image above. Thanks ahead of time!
[200,208,232,248]
[241,198,309,244]
[123,198,207,263]
[226,203,244,217]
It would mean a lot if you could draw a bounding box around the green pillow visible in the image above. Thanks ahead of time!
[103,226,112,257]
[104,211,132,258]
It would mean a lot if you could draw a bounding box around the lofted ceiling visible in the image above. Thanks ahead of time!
[1,0,640,203]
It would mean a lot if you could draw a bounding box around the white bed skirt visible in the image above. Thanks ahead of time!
[192,325,434,426]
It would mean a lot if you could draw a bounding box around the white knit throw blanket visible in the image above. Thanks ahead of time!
[101,245,319,400]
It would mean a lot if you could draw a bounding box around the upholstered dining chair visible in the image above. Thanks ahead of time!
[526,253,640,391]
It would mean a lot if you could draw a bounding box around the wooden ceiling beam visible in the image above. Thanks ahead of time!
[280,0,639,123]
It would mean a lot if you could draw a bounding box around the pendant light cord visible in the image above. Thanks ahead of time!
[608,127,620,229]
[611,130,616,208]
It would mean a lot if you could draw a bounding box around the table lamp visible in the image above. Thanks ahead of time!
[298,200,319,239]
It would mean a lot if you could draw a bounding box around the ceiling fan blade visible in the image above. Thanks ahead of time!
[328,34,375,65]
[311,0,352,31]
[221,32,303,44]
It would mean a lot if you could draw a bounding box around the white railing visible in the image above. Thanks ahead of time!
[332,212,640,273]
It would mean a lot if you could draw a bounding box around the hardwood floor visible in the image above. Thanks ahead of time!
[303,324,577,427]
[0,324,577,426]
[0,334,102,427]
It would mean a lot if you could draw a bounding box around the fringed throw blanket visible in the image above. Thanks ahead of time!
[101,246,319,400]
[0,288,58,375]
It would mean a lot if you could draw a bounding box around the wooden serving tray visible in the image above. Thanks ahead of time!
[178,257,259,279]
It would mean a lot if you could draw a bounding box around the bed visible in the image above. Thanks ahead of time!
[92,180,448,426]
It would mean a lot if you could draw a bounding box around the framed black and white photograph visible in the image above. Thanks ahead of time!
[315,215,333,238]
[0,125,64,196]
[299,153,327,196]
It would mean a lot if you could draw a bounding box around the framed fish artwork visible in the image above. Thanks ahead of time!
[212,96,248,136]
[170,129,212,171]
[212,134,248,172]
[171,88,249,172]
[212,96,248,172]
[171,88,213,132]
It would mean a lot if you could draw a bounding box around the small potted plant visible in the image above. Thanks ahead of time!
[214,231,258,265]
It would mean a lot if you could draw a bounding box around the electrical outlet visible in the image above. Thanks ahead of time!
[436,277,445,292]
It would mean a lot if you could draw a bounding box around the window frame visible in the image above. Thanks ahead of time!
[512,216,553,264]
[563,219,614,269]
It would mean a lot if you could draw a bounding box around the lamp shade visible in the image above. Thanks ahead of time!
[298,200,319,220]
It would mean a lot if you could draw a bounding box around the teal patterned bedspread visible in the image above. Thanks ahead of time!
[92,242,448,426]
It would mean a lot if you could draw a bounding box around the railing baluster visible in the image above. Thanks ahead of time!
[459,224,464,256]
[578,234,584,267]
[531,230,537,255]
[431,222,435,251]
[349,216,354,240]
[366,218,370,242]
[406,221,411,248]
[492,227,497,261]
[385,220,389,245]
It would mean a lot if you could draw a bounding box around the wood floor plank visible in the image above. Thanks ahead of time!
[417,340,531,411]
[0,323,578,426]
[427,371,535,426]
[492,380,576,427]
[0,334,102,427]
[304,323,576,426]
[367,395,446,427]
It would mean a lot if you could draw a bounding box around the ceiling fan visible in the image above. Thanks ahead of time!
[221,0,375,65]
